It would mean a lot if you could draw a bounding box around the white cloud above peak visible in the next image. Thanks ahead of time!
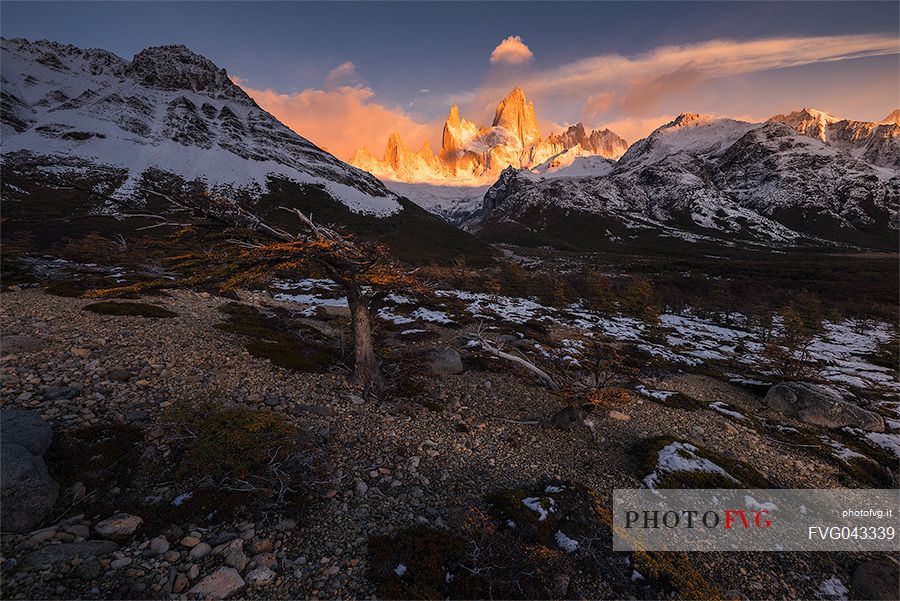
[490,35,534,65]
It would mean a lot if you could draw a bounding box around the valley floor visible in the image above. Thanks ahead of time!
[1,288,897,600]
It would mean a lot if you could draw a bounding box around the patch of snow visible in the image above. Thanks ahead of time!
[554,530,579,553]
[642,441,739,489]
[172,492,193,506]
[709,401,748,421]
[634,385,677,402]
[816,576,849,600]
[522,496,555,521]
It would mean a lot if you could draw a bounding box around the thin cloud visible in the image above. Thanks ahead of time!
[534,34,897,93]
[324,61,359,90]
[490,35,534,65]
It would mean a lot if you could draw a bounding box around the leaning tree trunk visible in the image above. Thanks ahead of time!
[345,284,386,397]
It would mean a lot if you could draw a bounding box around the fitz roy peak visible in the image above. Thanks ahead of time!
[0,38,401,215]
[351,86,628,183]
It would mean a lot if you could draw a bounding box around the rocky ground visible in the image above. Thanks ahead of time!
[1,288,897,600]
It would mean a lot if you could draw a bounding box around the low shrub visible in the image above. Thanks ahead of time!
[215,303,335,372]
[84,301,177,318]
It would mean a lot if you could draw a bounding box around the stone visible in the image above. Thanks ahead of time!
[608,410,631,421]
[95,513,143,539]
[172,573,190,594]
[180,535,201,548]
[188,567,246,599]
[548,406,583,431]
[764,383,885,431]
[427,349,464,375]
[207,531,238,547]
[0,443,58,532]
[149,536,170,555]
[164,550,181,563]
[63,524,91,539]
[250,539,273,554]
[1,409,53,455]
[224,542,248,572]
[190,542,212,559]
[246,565,275,585]
[0,335,46,354]
[22,528,57,549]
[354,479,368,496]
[75,559,103,580]
[852,560,899,600]
[110,557,132,569]
[108,369,131,382]
[252,552,277,569]
[71,347,93,359]
[163,524,184,541]
[20,541,118,570]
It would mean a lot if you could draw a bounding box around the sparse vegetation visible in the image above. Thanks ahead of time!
[168,401,300,482]
[84,301,177,318]
[762,307,817,380]
[216,302,335,372]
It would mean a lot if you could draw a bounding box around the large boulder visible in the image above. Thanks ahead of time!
[852,560,899,600]
[427,349,464,376]
[0,443,59,532]
[764,383,885,432]
[1,408,53,455]
[1,409,59,533]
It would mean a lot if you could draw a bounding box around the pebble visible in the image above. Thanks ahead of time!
[189,542,212,560]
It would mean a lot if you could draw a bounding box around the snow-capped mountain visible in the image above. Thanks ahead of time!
[1,38,496,264]
[350,87,627,183]
[769,107,900,169]
[480,113,898,251]
[1,38,400,214]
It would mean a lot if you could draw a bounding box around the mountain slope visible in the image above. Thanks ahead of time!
[480,114,898,251]
[0,38,493,264]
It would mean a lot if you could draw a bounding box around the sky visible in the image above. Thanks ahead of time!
[3,1,898,160]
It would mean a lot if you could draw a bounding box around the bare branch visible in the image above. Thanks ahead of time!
[474,327,558,390]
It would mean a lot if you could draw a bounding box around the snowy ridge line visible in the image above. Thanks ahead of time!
[1,38,401,216]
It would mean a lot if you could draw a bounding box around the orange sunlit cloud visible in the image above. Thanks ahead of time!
[239,80,437,161]
[490,35,534,65]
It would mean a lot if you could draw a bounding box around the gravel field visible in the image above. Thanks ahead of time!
[1,289,896,600]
